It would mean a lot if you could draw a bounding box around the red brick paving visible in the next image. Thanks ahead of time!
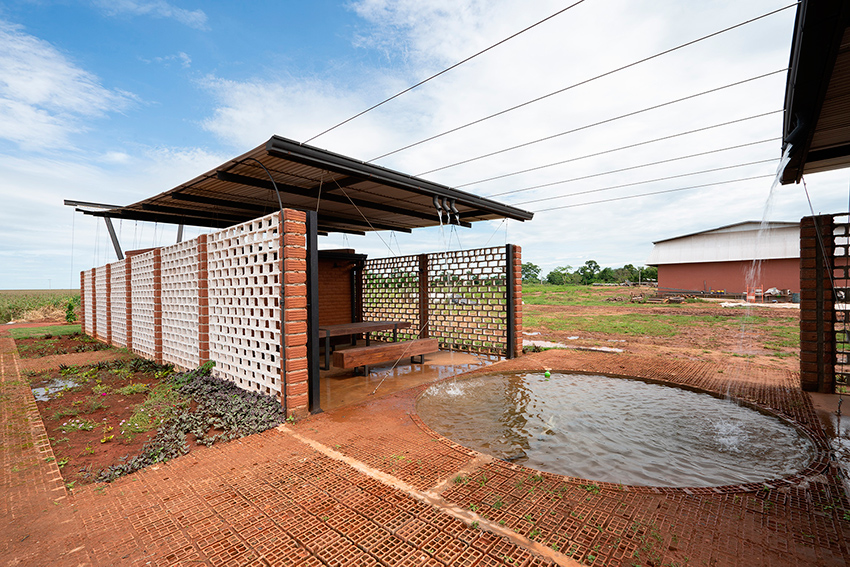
[1,327,849,566]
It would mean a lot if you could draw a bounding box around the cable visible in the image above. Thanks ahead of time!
[514,158,778,205]
[419,70,784,177]
[370,3,797,162]
[305,1,587,144]
[332,179,398,257]
[453,110,781,187]
[488,137,779,198]
[533,174,774,212]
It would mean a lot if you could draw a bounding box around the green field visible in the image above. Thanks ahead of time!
[0,289,80,324]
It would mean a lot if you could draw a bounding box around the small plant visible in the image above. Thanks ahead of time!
[470,521,479,529]
[59,419,95,433]
[492,497,503,509]
[57,457,70,468]
[453,475,469,485]
[65,302,77,323]
[470,503,479,512]
[83,445,94,454]
[529,528,540,539]
[117,382,150,395]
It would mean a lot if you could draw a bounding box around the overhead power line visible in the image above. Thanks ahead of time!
[453,110,781,187]
[418,69,785,177]
[489,137,779,198]
[370,2,798,162]
[515,158,778,205]
[533,174,775,212]
[304,0,588,144]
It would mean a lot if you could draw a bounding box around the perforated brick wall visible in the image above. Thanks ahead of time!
[82,269,93,336]
[362,245,522,356]
[362,254,421,341]
[160,239,200,371]
[429,247,508,354]
[208,212,284,400]
[110,259,127,348]
[95,265,110,343]
[130,250,159,361]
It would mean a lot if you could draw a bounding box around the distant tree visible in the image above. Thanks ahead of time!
[546,266,572,285]
[597,267,616,283]
[642,266,658,281]
[576,260,601,285]
[521,262,541,283]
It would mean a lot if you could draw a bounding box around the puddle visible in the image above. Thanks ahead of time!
[32,377,80,401]
[522,339,623,354]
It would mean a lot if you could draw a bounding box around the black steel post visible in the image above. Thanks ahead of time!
[306,211,322,414]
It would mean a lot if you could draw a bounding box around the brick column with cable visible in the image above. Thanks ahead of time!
[91,267,97,340]
[125,259,133,352]
[800,215,834,393]
[105,263,112,345]
[512,245,523,358]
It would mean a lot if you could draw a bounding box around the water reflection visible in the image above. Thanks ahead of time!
[417,372,815,487]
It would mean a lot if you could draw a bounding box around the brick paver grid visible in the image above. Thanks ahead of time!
[4,328,850,566]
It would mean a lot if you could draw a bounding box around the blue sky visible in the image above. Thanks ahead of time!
[1,0,847,289]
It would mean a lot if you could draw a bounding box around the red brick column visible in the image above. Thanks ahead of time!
[125,259,133,351]
[91,267,98,340]
[800,215,834,392]
[105,264,112,345]
[153,249,163,365]
[512,245,523,358]
[197,235,210,364]
[79,271,86,335]
[280,210,309,417]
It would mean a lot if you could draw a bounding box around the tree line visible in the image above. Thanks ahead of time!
[522,261,657,286]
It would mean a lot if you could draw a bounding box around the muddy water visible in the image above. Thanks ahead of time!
[417,372,815,487]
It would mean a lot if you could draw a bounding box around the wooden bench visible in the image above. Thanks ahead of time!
[333,338,439,374]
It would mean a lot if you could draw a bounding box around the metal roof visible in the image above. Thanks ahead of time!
[781,0,850,184]
[651,221,800,245]
[74,135,533,235]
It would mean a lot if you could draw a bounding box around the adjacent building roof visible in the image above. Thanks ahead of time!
[781,0,850,184]
[647,221,800,265]
[72,135,533,235]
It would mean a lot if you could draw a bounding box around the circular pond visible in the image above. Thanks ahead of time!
[416,372,815,487]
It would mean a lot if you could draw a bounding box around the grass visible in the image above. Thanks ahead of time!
[0,289,80,324]
[9,324,81,340]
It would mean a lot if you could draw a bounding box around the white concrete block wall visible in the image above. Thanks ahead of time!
[161,240,200,370]
[130,251,157,360]
[208,212,282,400]
[110,260,127,348]
[83,269,93,335]
[95,267,109,342]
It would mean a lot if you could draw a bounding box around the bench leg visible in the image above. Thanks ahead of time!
[355,365,368,376]
[411,354,425,364]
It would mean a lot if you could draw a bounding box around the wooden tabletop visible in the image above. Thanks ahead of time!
[318,321,412,337]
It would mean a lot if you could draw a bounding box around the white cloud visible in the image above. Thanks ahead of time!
[142,51,192,68]
[93,0,208,30]
[0,20,135,149]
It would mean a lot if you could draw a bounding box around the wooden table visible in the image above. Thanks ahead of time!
[318,321,412,370]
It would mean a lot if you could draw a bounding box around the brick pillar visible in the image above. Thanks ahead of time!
[197,234,210,364]
[79,271,86,335]
[153,249,163,365]
[280,210,309,417]
[800,215,834,392]
[105,263,112,345]
[91,267,98,340]
[125,259,133,351]
[512,245,523,358]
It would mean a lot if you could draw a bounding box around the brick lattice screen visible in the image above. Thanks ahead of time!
[79,211,310,417]
[362,245,522,357]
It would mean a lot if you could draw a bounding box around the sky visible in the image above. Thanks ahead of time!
[1,0,848,289]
